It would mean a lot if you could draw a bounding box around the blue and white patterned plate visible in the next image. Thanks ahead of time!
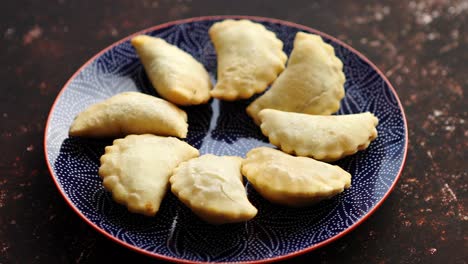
[44,16,407,263]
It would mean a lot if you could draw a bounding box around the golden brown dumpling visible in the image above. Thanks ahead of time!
[259,109,378,161]
[69,92,188,138]
[247,32,346,124]
[99,134,199,216]
[209,19,287,100]
[170,154,257,224]
[242,147,351,207]
[132,35,212,105]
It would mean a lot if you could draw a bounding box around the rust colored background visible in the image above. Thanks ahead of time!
[0,0,466,263]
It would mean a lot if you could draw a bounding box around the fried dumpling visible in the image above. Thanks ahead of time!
[259,109,379,161]
[209,19,287,100]
[242,147,351,207]
[131,35,212,105]
[247,32,346,124]
[99,134,199,216]
[69,92,188,138]
[170,154,257,224]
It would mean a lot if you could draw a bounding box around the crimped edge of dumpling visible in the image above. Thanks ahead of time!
[98,135,160,216]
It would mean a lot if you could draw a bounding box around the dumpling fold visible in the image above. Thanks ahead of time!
[209,19,287,100]
[132,35,212,105]
[69,92,188,138]
[99,134,199,216]
[170,154,257,224]
[259,109,379,161]
[242,147,351,207]
[247,32,346,124]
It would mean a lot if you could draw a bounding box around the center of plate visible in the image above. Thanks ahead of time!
[184,98,272,157]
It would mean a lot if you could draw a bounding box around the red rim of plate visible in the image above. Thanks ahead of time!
[43,15,408,264]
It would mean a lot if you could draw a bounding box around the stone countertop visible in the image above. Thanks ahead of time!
[0,0,466,263]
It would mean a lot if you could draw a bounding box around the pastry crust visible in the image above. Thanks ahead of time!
[259,109,379,161]
[131,35,212,105]
[170,154,257,224]
[242,147,351,207]
[69,92,188,138]
[247,32,346,124]
[99,134,199,216]
[209,19,287,100]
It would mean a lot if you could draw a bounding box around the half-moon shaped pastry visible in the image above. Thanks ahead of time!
[170,154,257,224]
[242,147,351,207]
[131,35,212,105]
[99,134,199,216]
[69,92,188,138]
[259,109,379,161]
[209,19,287,100]
[247,32,346,124]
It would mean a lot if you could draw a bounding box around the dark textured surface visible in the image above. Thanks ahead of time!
[0,0,466,263]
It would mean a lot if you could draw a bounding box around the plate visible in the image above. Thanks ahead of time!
[44,16,407,263]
